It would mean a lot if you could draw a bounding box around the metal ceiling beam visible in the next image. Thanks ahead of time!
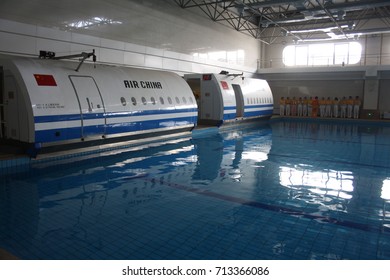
[173,0,390,44]
[315,0,348,40]
[233,0,305,9]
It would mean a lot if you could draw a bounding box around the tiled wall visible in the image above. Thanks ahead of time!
[0,156,30,174]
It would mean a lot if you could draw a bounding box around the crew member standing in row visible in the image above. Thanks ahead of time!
[312,96,319,117]
[303,97,308,117]
[333,97,339,118]
[347,96,354,118]
[297,97,303,117]
[291,97,297,116]
[308,97,313,117]
[285,97,291,116]
[319,97,326,117]
[325,97,332,118]
[340,96,347,118]
[353,96,361,119]
[279,97,285,116]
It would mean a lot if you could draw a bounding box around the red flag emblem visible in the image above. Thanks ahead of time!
[34,74,57,86]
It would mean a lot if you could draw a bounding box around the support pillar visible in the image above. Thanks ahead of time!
[361,68,380,118]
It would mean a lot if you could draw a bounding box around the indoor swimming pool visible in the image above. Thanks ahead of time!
[0,119,390,260]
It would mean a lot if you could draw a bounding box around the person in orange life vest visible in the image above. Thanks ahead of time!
[285,97,291,116]
[312,96,319,117]
[297,97,303,117]
[307,96,313,117]
[347,96,354,118]
[291,96,297,116]
[353,96,361,119]
[325,97,332,118]
[319,97,326,117]
[302,96,308,117]
[333,97,339,118]
[340,96,347,118]
[279,97,286,116]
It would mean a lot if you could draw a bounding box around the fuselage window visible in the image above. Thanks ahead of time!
[160,97,165,105]
[182,97,187,104]
[151,97,156,105]
[142,97,147,105]
[168,97,173,104]
[175,97,180,104]
[131,97,137,106]
[189,96,193,104]
[120,97,126,106]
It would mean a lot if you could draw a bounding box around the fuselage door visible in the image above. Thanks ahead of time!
[2,74,23,140]
[232,84,244,118]
[69,76,106,139]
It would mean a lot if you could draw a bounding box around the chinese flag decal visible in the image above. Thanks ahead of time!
[34,74,57,86]
[220,81,229,90]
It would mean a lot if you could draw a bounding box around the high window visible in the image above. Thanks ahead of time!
[283,42,362,66]
[193,49,245,65]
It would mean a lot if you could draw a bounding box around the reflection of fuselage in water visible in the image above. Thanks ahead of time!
[192,126,272,183]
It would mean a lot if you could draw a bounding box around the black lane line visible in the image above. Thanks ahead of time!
[145,178,390,234]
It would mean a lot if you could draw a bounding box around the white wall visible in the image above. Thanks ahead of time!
[0,0,261,75]
[261,70,365,110]
[259,30,390,114]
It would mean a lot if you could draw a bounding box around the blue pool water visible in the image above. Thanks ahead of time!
[1,118,390,260]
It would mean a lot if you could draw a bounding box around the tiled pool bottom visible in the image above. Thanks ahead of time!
[1,119,390,259]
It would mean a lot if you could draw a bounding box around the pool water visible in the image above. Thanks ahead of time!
[1,119,390,260]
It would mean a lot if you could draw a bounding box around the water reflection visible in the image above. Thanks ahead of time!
[270,119,390,226]
[382,179,390,200]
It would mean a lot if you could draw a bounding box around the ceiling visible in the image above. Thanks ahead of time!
[173,0,390,44]
[1,0,389,48]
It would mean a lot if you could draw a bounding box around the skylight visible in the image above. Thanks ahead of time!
[64,17,122,29]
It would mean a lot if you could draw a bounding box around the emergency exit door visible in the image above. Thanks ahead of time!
[3,75,20,140]
[232,84,244,118]
[69,76,106,139]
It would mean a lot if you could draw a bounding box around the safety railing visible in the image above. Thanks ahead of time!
[258,54,390,69]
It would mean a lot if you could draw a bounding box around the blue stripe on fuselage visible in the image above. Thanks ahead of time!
[34,107,198,123]
[34,116,196,143]
[223,105,273,120]
[33,108,197,143]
